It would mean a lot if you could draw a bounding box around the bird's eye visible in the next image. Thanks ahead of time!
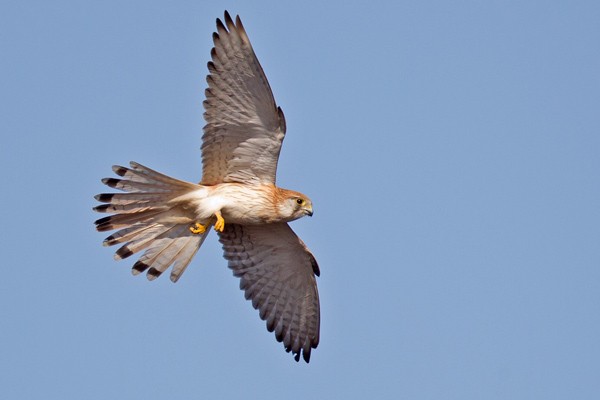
[296,198,304,205]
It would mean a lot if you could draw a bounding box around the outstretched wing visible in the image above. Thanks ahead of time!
[218,223,320,362]
[201,11,287,186]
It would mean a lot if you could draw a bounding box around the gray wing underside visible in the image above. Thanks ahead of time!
[201,11,286,186]
[218,223,320,362]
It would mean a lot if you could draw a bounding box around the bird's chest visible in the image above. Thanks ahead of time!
[204,183,278,225]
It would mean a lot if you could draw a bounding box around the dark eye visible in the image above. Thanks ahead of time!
[296,198,304,205]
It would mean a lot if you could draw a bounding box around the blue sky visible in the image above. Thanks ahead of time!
[2,1,599,398]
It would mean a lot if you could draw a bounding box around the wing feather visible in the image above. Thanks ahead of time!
[201,11,286,185]
[218,223,320,362]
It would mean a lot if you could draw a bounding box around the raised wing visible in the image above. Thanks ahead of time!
[201,11,287,186]
[218,223,320,362]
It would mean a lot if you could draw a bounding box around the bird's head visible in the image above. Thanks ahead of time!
[277,189,314,222]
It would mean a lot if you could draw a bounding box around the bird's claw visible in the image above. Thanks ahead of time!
[214,212,225,232]
[189,222,207,234]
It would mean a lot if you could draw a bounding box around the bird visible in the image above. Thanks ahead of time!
[93,11,320,363]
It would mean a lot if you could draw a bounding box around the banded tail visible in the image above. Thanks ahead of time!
[94,162,208,282]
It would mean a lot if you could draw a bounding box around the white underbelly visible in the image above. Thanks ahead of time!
[171,183,275,225]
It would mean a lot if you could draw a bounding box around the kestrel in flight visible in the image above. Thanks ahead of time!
[94,11,320,362]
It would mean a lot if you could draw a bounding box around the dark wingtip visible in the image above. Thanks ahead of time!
[207,60,216,72]
[235,15,246,38]
[275,330,284,342]
[310,254,320,276]
[277,106,286,133]
[216,15,226,32]
[303,349,311,363]
[223,10,233,25]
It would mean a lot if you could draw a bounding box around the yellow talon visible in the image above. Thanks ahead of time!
[214,211,225,232]
[189,222,206,234]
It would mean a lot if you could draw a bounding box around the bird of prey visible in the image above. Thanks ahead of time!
[94,11,320,362]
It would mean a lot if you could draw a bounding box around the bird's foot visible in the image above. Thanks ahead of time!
[214,211,225,232]
[189,222,207,234]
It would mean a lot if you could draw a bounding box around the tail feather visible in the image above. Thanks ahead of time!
[94,200,164,214]
[102,177,173,193]
[114,162,196,189]
[95,192,172,204]
[94,161,207,282]
[102,162,198,193]
[141,225,202,281]
[131,227,208,282]
[171,233,208,282]
[95,208,167,232]
[113,223,177,260]
[94,203,142,214]
[102,223,162,247]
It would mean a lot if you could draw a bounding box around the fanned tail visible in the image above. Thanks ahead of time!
[94,162,207,282]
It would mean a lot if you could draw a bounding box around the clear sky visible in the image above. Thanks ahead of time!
[2,1,599,398]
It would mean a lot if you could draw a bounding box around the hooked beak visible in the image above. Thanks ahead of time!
[305,205,313,217]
